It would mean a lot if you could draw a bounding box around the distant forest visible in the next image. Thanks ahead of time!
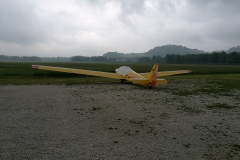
[165,52,240,64]
[0,56,69,62]
[0,55,41,62]
[71,56,108,62]
[1,51,240,64]
[72,52,240,64]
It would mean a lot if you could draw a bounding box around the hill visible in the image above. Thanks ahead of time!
[142,45,205,57]
[227,45,240,53]
[103,52,139,58]
[103,45,205,60]
[102,52,140,62]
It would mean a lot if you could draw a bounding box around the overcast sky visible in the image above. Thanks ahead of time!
[0,0,240,57]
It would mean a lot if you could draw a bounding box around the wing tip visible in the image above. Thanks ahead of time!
[188,70,192,73]
[32,65,39,69]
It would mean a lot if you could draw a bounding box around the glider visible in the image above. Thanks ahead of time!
[32,64,192,88]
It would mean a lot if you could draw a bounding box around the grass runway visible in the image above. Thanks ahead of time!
[1,62,240,87]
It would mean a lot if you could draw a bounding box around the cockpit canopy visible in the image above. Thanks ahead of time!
[115,66,133,76]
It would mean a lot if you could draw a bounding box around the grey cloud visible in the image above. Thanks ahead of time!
[0,0,240,56]
[119,0,145,15]
[182,0,240,22]
[117,0,145,27]
[185,0,240,42]
[0,0,49,44]
[77,0,146,26]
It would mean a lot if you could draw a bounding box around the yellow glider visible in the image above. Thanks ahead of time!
[32,64,192,88]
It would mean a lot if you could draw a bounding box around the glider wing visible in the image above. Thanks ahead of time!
[32,65,123,79]
[139,70,192,78]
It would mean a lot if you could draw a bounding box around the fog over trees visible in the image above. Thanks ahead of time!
[1,45,240,64]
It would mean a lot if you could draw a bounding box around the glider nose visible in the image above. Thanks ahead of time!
[32,65,39,69]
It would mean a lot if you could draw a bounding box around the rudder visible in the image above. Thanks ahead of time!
[148,64,158,88]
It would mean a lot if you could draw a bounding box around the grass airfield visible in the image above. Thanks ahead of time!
[1,62,240,85]
[0,62,240,159]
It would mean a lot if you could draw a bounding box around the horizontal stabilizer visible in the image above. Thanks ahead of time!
[129,78,167,85]
[140,70,192,78]
[156,79,167,84]
[129,78,149,85]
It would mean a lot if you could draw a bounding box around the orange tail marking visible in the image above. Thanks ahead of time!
[147,64,158,88]
[151,64,158,88]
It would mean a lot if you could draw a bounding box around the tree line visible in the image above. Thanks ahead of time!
[71,56,108,62]
[71,55,164,63]
[1,51,240,64]
[0,55,41,61]
[165,52,240,64]
[120,52,240,64]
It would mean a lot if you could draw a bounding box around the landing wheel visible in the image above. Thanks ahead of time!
[149,84,152,89]
[120,79,125,83]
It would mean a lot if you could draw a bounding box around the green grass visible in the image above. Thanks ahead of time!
[167,74,240,81]
[0,62,240,85]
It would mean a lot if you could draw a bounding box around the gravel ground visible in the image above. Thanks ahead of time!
[0,80,240,159]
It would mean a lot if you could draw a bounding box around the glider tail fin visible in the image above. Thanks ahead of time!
[148,64,158,88]
[147,64,167,88]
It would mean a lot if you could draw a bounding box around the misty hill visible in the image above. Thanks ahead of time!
[142,45,205,57]
[227,45,240,53]
[103,45,205,60]
[103,52,139,58]
[41,57,70,62]
[102,52,140,62]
